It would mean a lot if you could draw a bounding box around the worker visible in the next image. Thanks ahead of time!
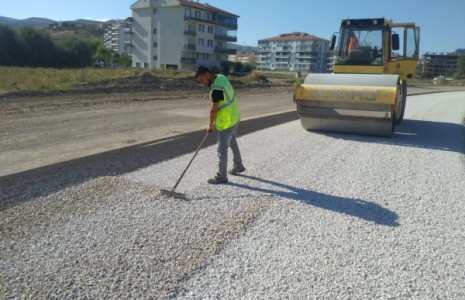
[348,31,360,54]
[195,66,246,184]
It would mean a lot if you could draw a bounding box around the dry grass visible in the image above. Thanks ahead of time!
[0,67,196,94]
[0,67,137,94]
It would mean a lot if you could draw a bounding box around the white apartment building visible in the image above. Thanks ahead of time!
[130,0,238,70]
[228,52,258,65]
[257,32,331,73]
[103,20,133,57]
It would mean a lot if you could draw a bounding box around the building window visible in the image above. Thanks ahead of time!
[207,40,213,47]
[153,28,157,34]
[194,10,200,19]
[184,8,191,17]
[153,42,158,47]
[153,9,158,14]
[208,26,213,34]
[198,38,204,46]
[198,24,205,32]
[154,56,158,61]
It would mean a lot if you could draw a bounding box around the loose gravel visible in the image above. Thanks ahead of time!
[1,91,465,299]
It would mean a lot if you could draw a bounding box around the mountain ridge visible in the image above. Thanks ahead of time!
[0,16,116,28]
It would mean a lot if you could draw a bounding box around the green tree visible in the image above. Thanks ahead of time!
[220,61,233,75]
[233,61,243,74]
[57,37,96,67]
[118,52,132,67]
[94,46,119,67]
[0,25,21,66]
[17,27,56,67]
[454,54,465,79]
[243,63,254,73]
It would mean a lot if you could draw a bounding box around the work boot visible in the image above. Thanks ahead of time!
[228,164,246,175]
[207,173,228,184]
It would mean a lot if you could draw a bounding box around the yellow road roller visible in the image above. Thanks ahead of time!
[294,18,420,137]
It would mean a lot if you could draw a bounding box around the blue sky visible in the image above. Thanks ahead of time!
[1,0,464,54]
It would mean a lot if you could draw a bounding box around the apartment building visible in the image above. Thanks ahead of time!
[130,0,238,70]
[103,19,133,57]
[257,32,331,73]
[422,52,461,78]
[228,52,258,65]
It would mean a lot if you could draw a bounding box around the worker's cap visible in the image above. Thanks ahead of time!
[195,66,213,77]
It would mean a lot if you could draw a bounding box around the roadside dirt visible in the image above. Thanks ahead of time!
[0,74,295,176]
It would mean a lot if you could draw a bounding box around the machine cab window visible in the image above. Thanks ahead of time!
[391,26,420,60]
[334,27,384,66]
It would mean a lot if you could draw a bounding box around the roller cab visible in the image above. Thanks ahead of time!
[294,18,420,137]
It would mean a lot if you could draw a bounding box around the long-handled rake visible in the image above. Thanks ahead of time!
[160,132,210,200]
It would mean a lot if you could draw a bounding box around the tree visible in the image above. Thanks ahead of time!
[56,37,96,67]
[17,27,56,67]
[220,61,233,75]
[453,54,465,79]
[243,63,254,73]
[233,61,243,74]
[94,46,119,67]
[118,52,132,67]
[0,25,22,66]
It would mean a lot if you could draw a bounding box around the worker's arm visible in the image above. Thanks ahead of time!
[208,102,218,133]
[208,89,223,133]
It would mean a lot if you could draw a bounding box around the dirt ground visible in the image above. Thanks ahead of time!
[0,74,295,177]
[1,74,464,178]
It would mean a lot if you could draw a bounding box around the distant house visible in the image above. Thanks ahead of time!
[422,52,461,78]
[257,32,331,73]
[130,0,238,70]
[228,52,258,65]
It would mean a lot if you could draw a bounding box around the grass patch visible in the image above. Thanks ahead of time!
[0,67,298,94]
[0,67,147,94]
[237,70,300,85]
[0,67,198,94]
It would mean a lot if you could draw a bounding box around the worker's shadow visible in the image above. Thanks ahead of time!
[228,174,399,227]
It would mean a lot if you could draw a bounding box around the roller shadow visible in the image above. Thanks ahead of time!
[228,175,399,227]
[318,119,465,154]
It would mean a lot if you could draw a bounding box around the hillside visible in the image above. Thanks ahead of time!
[0,16,56,28]
[0,16,115,40]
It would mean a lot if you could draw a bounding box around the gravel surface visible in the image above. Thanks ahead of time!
[1,91,465,299]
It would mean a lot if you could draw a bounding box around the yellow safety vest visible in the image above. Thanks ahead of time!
[210,75,240,131]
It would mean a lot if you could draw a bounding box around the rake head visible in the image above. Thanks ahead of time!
[160,189,188,200]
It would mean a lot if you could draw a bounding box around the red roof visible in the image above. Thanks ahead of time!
[259,32,327,42]
[179,0,239,17]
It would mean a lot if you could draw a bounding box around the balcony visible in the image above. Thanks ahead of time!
[124,29,133,35]
[296,54,315,59]
[214,47,236,55]
[184,44,196,51]
[184,29,196,36]
[124,42,133,48]
[216,21,238,30]
[214,33,237,42]
[181,57,197,64]
[184,15,215,24]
